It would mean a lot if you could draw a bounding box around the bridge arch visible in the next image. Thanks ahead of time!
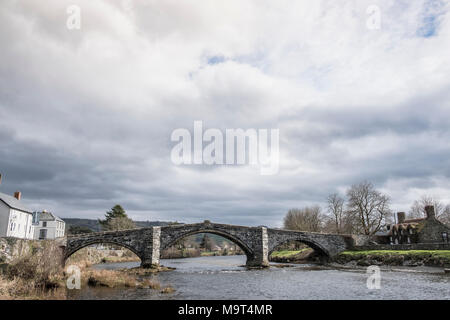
[161,229,254,260]
[268,237,330,259]
[64,239,142,264]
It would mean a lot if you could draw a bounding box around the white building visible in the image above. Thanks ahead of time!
[0,191,34,239]
[32,211,65,239]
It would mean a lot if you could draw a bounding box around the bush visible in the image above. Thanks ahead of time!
[2,241,65,299]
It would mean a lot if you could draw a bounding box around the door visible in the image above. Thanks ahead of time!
[39,229,47,240]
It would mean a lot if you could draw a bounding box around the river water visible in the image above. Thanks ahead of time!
[69,255,450,300]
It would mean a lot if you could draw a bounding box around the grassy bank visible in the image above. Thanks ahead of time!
[336,250,450,267]
[162,248,244,258]
[65,257,175,293]
[269,248,314,263]
[82,267,174,293]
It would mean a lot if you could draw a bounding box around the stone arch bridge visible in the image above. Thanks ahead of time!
[64,222,358,268]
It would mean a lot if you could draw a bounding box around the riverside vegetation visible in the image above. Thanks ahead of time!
[335,250,450,267]
[270,248,450,268]
[0,245,174,300]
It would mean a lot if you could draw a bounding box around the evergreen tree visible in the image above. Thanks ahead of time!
[200,234,213,251]
[99,205,136,231]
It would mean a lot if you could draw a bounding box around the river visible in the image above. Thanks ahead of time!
[68,255,450,300]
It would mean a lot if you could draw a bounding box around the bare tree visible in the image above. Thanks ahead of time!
[346,181,391,235]
[410,195,450,226]
[326,193,345,233]
[283,206,323,232]
[442,205,450,226]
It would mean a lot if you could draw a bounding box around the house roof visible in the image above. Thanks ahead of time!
[37,211,64,222]
[0,192,32,213]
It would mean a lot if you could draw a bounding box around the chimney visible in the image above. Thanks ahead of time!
[14,191,21,201]
[397,212,406,224]
[425,205,435,219]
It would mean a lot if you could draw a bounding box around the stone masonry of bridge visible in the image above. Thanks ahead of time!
[64,222,357,268]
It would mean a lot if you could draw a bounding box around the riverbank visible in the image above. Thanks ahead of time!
[335,250,450,268]
[161,247,244,259]
[0,262,175,300]
[0,242,65,300]
[270,248,316,263]
[0,246,173,300]
[270,249,450,268]
[81,265,175,292]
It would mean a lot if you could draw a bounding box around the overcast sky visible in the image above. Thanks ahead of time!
[1,0,450,227]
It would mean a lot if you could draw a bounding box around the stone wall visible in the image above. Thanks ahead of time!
[0,237,64,265]
[352,242,450,251]
[418,218,450,243]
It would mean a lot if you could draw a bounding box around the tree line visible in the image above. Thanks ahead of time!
[283,181,450,235]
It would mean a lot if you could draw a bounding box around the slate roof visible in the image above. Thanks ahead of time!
[0,192,32,213]
[37,211,64,222]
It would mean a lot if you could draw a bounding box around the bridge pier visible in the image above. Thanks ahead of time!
[245,227,270,268]
[140,227,161,268]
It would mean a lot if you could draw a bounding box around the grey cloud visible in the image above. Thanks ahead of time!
[1,1,450,227]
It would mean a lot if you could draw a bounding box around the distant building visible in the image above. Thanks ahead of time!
[0,191,34,239]
[385,206,450,245]
[32,210,65,240]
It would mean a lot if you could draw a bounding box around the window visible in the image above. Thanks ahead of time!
[32,212,39,224]
[443,232,449,243]
[43,222,47,227]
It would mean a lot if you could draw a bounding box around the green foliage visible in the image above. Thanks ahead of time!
[68,225,93,235]
[104,205,127,220]
[98,205,136,231]
[339,250,450,258]
[270,249,310,258]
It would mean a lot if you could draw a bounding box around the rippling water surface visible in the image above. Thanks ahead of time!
[69,255,450,300]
